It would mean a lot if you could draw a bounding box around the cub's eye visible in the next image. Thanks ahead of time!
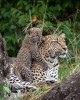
[63,40,65,42]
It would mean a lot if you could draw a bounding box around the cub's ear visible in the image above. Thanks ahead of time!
[23,27,32,35]
[60,33,65,38]
[40,28,43,32]
[27,29,31,35]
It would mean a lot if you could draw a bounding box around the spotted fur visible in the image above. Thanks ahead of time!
[13,27,48,82]
[7,33,68,93]
[31,33,68,84]
[5,64,37,93]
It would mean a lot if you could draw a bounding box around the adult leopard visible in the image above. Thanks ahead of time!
[31,33,68,84]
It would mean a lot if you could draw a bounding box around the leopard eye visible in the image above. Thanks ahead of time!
[56,38,59,43]
[51,41,57,44]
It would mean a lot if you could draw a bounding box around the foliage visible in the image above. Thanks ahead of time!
[0,0,80,56]
[0,83,10,100]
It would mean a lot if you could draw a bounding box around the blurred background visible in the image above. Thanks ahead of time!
[0,0,80,81]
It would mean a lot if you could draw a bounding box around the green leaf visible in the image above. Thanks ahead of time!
[45,21,53,26]
[3,85,11,93]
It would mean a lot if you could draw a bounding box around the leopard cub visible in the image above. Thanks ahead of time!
[13,27,48,82]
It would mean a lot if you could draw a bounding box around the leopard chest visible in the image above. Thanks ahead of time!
[43,56,59,82]
[31,53,59,84]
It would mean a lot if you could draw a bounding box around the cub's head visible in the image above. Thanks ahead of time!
[42,33,68,58]
[27,27,43,46]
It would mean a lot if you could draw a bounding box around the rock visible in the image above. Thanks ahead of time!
[39,71,80,100]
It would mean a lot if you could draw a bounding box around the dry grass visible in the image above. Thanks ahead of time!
[21,83,56,100]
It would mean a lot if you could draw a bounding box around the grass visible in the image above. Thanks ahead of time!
[22,84,52,100]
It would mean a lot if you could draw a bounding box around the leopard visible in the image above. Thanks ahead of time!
[13,27,48,83]
[31,33,68,84]
[7,33,68,93]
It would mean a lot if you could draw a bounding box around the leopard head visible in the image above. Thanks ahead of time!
[42,33,68,59]
[25,27,43,46]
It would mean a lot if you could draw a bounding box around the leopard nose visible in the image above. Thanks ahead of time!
[63,47,68,53]
[63,48,66,50]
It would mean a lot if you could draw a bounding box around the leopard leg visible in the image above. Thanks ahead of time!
[20,66,33,83]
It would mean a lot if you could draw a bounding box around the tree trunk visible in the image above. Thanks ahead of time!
[0,33,10,82]
[39,70,80,100]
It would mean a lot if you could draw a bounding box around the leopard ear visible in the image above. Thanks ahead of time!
[27,29,31,35]
[60,33,65,39]
[23,28,29,35]
[39,28,43,32]
[57,33,65,42]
